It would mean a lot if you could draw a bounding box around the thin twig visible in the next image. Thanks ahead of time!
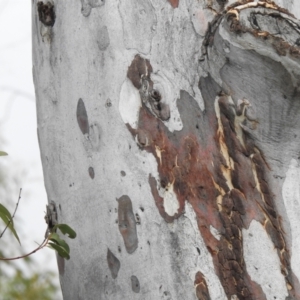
[0,188,22,239]
[0,236,49,261]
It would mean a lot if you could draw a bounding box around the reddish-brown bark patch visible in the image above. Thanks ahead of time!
[125,55,299,299]
[194,271,211,300]
[127,55,153,90]
[167,0,179,9]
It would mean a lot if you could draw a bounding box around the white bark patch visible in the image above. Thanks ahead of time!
[118,0,157,54]
[282,159,300,281]
[183,202,227,300]
[40,24,52,43]
[163,182,179,217]
[292,3,300,19]
[150,1,205,116]
[188,4,216,37]
[191,77,205,111]
[209,225,221,240]
[119,78,141,129]
[243,220,288,300]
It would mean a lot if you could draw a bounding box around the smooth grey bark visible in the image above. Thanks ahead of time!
[32,1,300,299]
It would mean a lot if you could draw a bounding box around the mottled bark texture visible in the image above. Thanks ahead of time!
[33,0,300,299]
[126,50,300,298]
[126,2,300,299]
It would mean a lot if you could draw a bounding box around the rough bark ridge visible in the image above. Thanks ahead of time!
[125,2,300,299]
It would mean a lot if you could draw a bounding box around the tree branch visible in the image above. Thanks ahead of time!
[0,236,49,261]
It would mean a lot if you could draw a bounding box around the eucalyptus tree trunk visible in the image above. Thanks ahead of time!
[32,0,300,299]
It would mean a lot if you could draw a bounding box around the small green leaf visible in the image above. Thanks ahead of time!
[0,203,12,217]
[48,242,70,259]
[0,203,20,244]
[49,233,70,253]
[0,151,8,156]
[54,224,76,239]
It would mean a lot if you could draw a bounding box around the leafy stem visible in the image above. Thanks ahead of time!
[0,152,77,261]
[0,224,76,261]
[0,188,22,240]
[0,236,49,261]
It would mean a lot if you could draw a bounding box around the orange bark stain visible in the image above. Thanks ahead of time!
[167,0,179,9]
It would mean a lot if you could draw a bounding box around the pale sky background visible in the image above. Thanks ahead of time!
[0,0,61,297]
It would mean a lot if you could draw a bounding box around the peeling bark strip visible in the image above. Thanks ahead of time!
[227,2,300,58]
[107,248,120,279]
[117,195,138,254]
[194,271,211,300]
[37,1,55,27]
[201,0,298,60]
[125,51,300,298]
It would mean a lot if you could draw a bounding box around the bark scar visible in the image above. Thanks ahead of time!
[37,1,55,27]
[200,0,298,60]
[124,54,300,298]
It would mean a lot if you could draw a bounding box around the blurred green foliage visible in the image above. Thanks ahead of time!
[0,267,58,300]
[0,150,61,299]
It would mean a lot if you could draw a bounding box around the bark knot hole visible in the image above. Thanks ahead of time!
[37,1,55,27]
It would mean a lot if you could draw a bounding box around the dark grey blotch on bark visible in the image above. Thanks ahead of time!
[88,167,95,179]
[57,255,65,276]
[149,89,170,121]
[107,248,121,279]
[37,1,55,27]
[131,275,140,293]
[117,195,138,254]
[76,98,89,135]
[120,170,126,177]
[105,98,112,107]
